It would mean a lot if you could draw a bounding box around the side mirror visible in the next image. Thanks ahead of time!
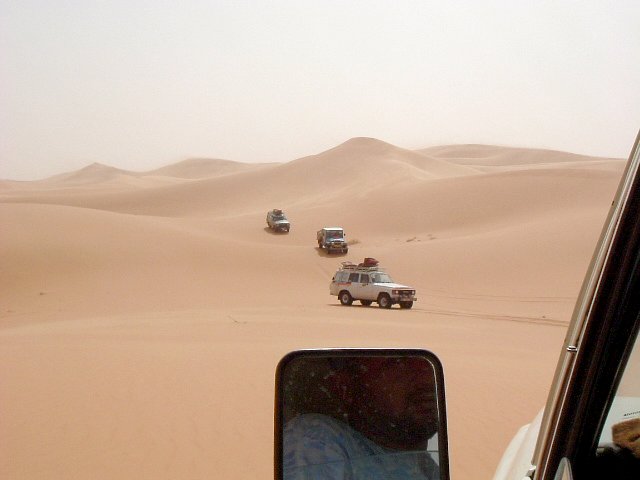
[274,349,449,479]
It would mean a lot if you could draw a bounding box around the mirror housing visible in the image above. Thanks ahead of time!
[274,349,449,479]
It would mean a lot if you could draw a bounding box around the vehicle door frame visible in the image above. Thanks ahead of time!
[532,130,640,479]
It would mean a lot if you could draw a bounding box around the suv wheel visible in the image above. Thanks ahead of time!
[339,291,353,306]
[377,293,392,309]
[399,301,413,309]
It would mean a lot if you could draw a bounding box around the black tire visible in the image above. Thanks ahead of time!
[343,248,348,254]
[399,301,413,309]
[360,300,372,306]
[377,293,392,309]
[339,291,353,306]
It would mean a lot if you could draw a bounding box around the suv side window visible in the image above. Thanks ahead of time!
[348,273,359,282]
[360,274,370,284]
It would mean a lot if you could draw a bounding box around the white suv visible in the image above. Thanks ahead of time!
[329,261,417,309]
[266,209,290,232]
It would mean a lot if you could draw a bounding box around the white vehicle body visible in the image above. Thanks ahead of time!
[329,262,417,309]
[493,412,544,480]
[266,209,290,232]
[317,227,348,254]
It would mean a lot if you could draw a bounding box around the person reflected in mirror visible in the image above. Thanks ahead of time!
[283,357,440,479]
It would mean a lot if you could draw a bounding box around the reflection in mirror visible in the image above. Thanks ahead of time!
[275,349,448,480]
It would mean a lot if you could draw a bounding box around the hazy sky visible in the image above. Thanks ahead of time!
[2,1,639,180]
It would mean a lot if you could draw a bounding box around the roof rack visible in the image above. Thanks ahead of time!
[340,261,385,272]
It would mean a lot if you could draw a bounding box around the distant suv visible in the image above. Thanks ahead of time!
[317,227,348,254]
[266,209,290,232]
[329,259,417,309]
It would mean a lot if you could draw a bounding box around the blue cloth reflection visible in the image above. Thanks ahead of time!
[284,413,439,480]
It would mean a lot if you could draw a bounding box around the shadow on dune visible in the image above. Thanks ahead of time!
[326,303,412,310]
[315,247,348,257]
[263,226,290,235]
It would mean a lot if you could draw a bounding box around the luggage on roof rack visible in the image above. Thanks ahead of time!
[360,257,379,267]
[340,259,384,272]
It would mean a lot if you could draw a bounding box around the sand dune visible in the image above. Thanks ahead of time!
[148,157,270,179]
[0,139,626,479]
[286,137,480,180]
[420,144,617,165]
[47,162,140,184]
[44,158,265,184]
[8,137,475,210]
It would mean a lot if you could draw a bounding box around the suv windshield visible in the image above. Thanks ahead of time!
[327,230,343,239]
[372,273,394,283]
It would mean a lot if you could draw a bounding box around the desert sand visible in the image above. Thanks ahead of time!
[0,138,626,479]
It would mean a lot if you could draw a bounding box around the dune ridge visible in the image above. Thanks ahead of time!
[147,157,268,179]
